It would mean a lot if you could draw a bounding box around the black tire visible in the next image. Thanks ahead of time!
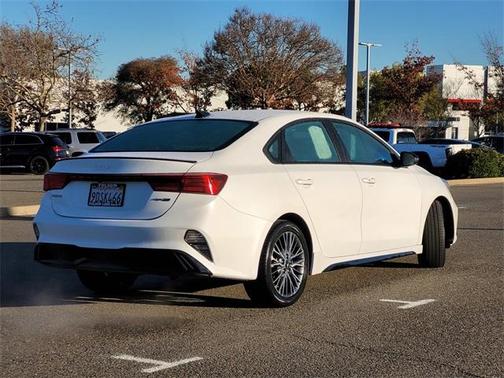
[77,270,138,294]
[418,200,446,268]
[29,155,50,175]
[244,220,309,307]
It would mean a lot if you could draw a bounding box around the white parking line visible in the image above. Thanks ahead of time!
[380,299,436,309]
[112,354,203,373]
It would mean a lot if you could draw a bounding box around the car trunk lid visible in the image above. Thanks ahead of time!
[48,152,211,220]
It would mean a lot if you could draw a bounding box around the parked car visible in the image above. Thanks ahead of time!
[47,129,107,155]
[420,138,485,147]
[0,132,69,174]
[369,125,472,170]
[472,135,504,154]
[34,110,458,307]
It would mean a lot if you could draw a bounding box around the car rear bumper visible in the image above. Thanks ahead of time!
[35,243,211,277]
[34,193,272,280]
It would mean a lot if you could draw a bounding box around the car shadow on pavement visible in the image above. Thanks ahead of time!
[0,242,253,309]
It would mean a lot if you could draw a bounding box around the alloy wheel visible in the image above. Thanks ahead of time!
[270,230,305,298]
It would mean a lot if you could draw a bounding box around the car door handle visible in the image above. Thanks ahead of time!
[295,178,313,186]
[361,177,376,185]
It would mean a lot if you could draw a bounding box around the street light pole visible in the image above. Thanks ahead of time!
[345,0,360,121]
[67,52,72,128]
[359,42,381,126]
[57,48,72,128]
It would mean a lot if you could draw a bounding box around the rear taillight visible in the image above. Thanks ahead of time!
[52,145,69,159]
[43,173,69,191]
[150,173,227,195]
[182,173,227,195]
[43,172,228,194]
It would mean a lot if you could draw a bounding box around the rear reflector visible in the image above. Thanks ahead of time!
[43,172,227,195]
[184,230,213,261]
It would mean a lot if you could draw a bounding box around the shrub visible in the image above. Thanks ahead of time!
[445,148,504,178]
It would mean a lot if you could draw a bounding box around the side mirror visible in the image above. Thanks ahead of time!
[71,151,84,158]
[399,152,419,167]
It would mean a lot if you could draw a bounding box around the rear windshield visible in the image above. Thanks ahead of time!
[397,132,417,144]
[77,132,100,144]
[48,135,67,146]
[91,119,256,153]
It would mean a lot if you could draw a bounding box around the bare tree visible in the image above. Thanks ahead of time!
[0,1,99,131]
[173,51,216,113]
[456,32,504,135]
[196,8,343,110]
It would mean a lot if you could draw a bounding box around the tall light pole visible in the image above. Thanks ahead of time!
[345,0,360,121]
[57,48,72,128]
[359,42,381,126]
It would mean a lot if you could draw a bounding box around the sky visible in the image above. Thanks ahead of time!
[1,0,503,79]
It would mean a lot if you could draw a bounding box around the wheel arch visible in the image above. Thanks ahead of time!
[277,212,314,274]
[413,151,433,170]
[434,196,455,248]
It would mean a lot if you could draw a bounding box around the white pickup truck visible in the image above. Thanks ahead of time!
[369,126,472,170]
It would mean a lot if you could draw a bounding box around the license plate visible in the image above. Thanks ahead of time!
[88,183,125,207]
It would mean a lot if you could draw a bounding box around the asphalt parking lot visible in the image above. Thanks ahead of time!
[0,176,503,377]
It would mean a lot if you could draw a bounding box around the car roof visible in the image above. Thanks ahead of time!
[149,109,353,124]
[2,132,47,136]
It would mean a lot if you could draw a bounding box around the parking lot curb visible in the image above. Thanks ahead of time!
[0,205,39,218]
[448,177,504,186]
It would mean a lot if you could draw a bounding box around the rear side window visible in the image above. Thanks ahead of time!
[15,135,42,145]
[52,132,72,144]
[92,119,256,153]
[77,132,100,144]
[266,136,281,162]
[284,121,340,163]
[373,131,390,142]
[397,132,417,144]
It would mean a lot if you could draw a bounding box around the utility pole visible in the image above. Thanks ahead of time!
[345,0,360,121]
[359,42,381,126]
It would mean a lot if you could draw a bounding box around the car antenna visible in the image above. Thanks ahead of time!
[195,109,210,119]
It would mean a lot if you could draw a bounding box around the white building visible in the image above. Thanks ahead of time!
[426,64,497,140]
[50,86,229,134]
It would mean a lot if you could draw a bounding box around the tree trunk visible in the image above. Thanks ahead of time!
[36,116,47,132]
[9,105,16,132]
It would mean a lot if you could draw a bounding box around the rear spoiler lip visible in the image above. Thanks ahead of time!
[55,156,197,164]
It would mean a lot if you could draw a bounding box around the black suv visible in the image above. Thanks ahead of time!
[0,132,70,174]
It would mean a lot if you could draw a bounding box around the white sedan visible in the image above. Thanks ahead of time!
[34,110,458,307]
